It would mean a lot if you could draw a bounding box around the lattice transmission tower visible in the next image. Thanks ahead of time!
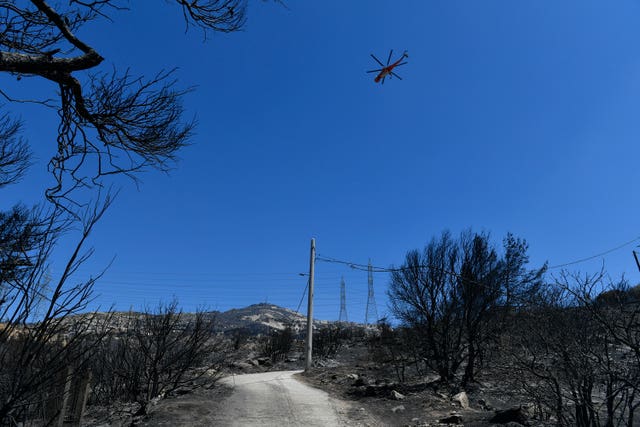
[365,259,378,325]
[338,275,348,322]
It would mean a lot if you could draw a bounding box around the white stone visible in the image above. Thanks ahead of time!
[391,390,405,400]
[452,391,469,409]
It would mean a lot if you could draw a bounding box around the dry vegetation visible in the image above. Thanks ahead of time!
[301,274,640,427]
[0,2,259,425]
[1,3,639,426]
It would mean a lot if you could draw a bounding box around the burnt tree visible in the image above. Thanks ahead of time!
[0,0,249,209]
[388,229,544,385]
[0,2,260,424]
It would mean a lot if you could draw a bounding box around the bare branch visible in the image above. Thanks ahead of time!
[174,0,247,34]
[0,89,56,107]
[43,69,194,208]
[0,114,31,187]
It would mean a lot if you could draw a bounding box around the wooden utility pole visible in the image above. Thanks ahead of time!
[305,238,315,372]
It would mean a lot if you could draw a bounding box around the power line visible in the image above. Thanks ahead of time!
[46,268,310,285]
[547,236,640,270]
[316,254,393,273]
[319,235,640,279]
[317,253,484,287]
[295,277,309,314]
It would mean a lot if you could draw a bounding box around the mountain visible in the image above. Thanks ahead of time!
[211,303,329,335]
[64,303,333,336]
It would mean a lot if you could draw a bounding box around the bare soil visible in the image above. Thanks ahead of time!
[299,340,543,427]
[84,386,233,427]
[84,338,543,426]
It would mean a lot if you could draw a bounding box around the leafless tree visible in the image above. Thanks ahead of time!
[457,231,502,386]
[388,230,544,385]
[565,271,640,426]
[458,232,545,386]
[313,325,348,360]
[367,321,423,383]
[90,300,224,416]
[262,325,294,363]
[505,270,640,427]
[0,0,251,210]
[388,231,465,383]
[0,2,266,423]
[0,109,114,424]
[0,114,31,189]
[0,199,114,425]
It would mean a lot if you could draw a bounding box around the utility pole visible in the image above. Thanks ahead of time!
[305,238,315,372]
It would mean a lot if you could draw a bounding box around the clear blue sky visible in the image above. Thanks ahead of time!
[3,1,640,322]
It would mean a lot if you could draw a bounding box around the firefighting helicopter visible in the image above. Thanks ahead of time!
[367,49,408,84]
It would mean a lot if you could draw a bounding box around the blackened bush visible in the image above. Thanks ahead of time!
[261,326,294,363]
[313,326,346,359]
[89,300,225,415]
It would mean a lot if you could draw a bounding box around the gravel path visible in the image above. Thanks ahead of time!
[210,370,380,426]
[134,370,381,427]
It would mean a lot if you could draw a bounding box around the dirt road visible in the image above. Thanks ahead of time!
[210,370,380,426]
[135,370,381,426]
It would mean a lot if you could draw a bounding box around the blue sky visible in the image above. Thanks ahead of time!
[3,1,640,322]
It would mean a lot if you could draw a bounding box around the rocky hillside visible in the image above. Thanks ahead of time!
[211,303,328,335]
[69,303,331,336]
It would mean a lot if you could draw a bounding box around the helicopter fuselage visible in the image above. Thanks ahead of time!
[373,54,407,83]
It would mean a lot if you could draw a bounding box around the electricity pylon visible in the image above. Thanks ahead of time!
[365,259,378,325]
[339,276,348,322]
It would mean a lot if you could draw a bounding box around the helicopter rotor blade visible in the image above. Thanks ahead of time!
[366,68,384,73]
[391,72,403,80]
[381,75,386,85]
[370,54,385,67]
[387,49,393,66]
